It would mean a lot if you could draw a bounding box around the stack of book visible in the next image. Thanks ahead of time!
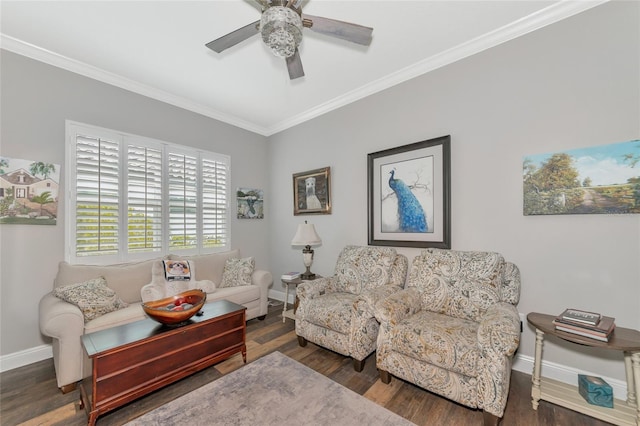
[552,308,616,342]
[281,271,301,281]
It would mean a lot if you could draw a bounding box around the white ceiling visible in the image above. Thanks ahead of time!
[0,1,606,136]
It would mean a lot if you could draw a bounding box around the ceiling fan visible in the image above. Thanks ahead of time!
[205,0,373,80]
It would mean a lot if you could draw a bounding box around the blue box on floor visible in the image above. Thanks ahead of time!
[578,374,613,408]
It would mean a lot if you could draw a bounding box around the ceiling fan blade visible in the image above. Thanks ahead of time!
[205,20,260,53]
[286,50,305,80]
[302,14,373,46]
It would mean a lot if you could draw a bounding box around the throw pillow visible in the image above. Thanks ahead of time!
[220,257,255,288]
[53,276,128,323]
[141,259,216,303]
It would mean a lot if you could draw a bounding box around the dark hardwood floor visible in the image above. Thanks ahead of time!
[1,300,613,426]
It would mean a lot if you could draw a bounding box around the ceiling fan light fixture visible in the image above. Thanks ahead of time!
[260,6,302,58]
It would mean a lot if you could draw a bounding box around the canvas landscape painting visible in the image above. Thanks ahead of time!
[0,157,60,225]
[523,139,640,215]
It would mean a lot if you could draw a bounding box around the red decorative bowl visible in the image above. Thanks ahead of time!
[142,289,207,325]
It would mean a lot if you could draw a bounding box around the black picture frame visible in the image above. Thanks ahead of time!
[368,135,451,248]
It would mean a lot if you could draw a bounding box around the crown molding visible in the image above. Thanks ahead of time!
[0,34,270,136]
[1,0,608,137]
[264,0,609,136]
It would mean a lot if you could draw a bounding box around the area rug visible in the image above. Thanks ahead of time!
[126,351,414,425]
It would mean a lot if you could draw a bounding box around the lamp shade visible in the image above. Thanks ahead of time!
[291,223,322,247]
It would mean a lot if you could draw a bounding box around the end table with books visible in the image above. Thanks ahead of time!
[527,311,640,426]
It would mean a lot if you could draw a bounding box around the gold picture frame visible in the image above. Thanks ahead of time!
[293,167,331,215]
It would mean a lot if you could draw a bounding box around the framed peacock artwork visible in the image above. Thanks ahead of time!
[367,135,451,248]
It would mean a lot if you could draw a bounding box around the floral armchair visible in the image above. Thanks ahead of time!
[375,248,521,425]
[295,245,408,371]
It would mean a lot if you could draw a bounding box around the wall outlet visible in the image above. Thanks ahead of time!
[519,312,526,333]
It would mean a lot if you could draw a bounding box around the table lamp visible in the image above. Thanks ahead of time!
[291,221,322,280]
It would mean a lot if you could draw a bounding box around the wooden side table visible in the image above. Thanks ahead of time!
[282,278,302,322]
[527,312,640,426]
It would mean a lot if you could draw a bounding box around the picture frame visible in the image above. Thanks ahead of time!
[236,187,264,219]
[293,166,331,215]
[368,135,451,248]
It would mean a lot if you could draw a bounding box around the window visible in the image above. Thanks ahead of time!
[66,121,230,264]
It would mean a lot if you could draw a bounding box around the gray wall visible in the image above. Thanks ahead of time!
[0,51,270,356]
[267,1,639,383]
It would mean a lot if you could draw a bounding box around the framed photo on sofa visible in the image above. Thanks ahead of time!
[367,135,451,248]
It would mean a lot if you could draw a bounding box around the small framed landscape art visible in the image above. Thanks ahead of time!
[0,157,60,225]
[237,188,264,219]
[293,167,331,215]
[368,135,451,248]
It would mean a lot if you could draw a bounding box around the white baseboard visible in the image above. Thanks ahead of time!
[0,344,52,373]
[512,353,627,400]
[268,289,294,304]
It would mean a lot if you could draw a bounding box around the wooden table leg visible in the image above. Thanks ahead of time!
[531,328,544,410]
[625,351,637,406]
[282,282,290,323]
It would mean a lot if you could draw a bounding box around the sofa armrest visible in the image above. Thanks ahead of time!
[296,276,335,302]
[477,302,521,357]
[251,269,272,288]
[39,292,87,389]
[356,285,403,318]
[39,292,85,338]
[252,269,273,317]
[374,287,422,327]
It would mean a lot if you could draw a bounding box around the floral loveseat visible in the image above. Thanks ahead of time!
[295,245,408,371]
[39,249,272,392]
[375,248,521,425]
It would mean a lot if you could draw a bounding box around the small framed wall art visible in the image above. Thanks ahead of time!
[293,167,331,215]
[0,156,60,225]
[368,135,451,248]
[237,188,264,219]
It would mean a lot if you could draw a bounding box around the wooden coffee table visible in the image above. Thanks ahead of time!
[79,299,246,426]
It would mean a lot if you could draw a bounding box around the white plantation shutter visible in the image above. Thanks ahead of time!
[66,122,230,264]
[127,145,163,253]
[202,157,228,248]
[74,134,120,257]
[168,152,198,250]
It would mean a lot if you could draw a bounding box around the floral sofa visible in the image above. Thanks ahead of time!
[39,249,272,392]
[295,245,408,371]
[375,248,521,424]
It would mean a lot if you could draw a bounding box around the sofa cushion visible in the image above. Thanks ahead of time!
[300,292,359,335]
[53,276,128,323]
[391,310,480,378]
[220,257,255,288]
[84,303,145,333]
[55,259,155,304]
[214,285,260,306]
